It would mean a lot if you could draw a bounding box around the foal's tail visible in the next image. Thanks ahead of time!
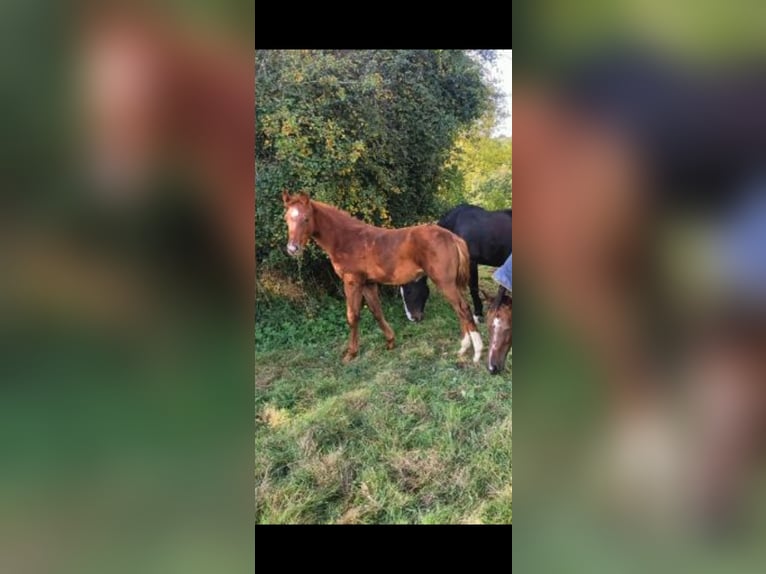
[453,235,471,291]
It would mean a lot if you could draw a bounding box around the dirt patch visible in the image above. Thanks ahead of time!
[399,398,429,418]
[257,269,309,302]
[255,367,284,390]
[340,388,370,412]
[305,449,354,493]
[298,429,317,457]
[337,505,365,524]
[389,449,446,492]
[451,466,471,489]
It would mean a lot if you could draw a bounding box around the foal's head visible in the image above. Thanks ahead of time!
[282,191,315,256]
[487,287,512,374]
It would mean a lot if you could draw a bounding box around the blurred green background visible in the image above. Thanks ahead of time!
[1,1,253,571]
[513,1,766,572]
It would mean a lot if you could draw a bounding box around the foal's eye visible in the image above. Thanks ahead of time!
[303,217,309,223]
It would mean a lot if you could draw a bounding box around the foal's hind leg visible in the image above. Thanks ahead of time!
[362,283,396,350]
[433,280,483,363]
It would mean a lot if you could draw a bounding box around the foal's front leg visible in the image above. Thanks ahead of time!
[362,283,395,350]
[342,275,364,363]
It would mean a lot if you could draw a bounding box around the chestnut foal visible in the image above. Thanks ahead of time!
[282,191,482,363]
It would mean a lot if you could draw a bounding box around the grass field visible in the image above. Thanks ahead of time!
[255,267,511,524]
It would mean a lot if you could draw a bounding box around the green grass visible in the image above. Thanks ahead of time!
[255,268,511,524]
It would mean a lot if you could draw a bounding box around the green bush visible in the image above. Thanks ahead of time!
[472,168,512,211]
[256,50,493,285]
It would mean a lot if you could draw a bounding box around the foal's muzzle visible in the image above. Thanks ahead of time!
[286,242,299,256]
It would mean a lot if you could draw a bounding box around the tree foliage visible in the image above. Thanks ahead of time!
[438,111,512,211]
[256,50,492,282]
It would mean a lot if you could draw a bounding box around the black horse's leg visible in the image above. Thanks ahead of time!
[469,260,483,322]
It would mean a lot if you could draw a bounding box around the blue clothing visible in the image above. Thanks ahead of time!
[493,253,512,291]
[718,185,766,307]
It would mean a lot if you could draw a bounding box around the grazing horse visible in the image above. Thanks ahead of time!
[487,286,512,374]
[401,204,512,323]
[517,50,766,532]
[281,191,482,363]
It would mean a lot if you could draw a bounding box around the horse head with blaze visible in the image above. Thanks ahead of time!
[486,286,512,374]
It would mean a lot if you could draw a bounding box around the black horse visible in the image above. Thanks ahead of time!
[401,204,511,322]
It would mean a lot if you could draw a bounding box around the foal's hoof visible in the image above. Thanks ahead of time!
[386,339,396,350]
[342,352,358,364]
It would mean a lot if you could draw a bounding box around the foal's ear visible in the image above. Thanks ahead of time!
[281,190,291,206]
[297,191,310,205]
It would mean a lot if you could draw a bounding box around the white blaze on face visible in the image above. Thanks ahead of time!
[400,287,415,322]
[289,207,301,220]
[490,317,502,352]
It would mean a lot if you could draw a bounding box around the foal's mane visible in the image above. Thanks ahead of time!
[309,200,374,231]
[489,286,512,312]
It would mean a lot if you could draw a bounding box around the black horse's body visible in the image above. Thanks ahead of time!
[401,204,511,322]
[562,49,766,210]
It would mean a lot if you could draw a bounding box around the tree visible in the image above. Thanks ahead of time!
[437,111,512,211]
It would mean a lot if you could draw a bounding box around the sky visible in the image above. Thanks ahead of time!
[491,50,512,138]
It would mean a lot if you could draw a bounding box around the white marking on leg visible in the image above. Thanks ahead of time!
[459,333,471,356]
[400,287,414,322]
[473,315,482,324]
[470,330,483,363]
